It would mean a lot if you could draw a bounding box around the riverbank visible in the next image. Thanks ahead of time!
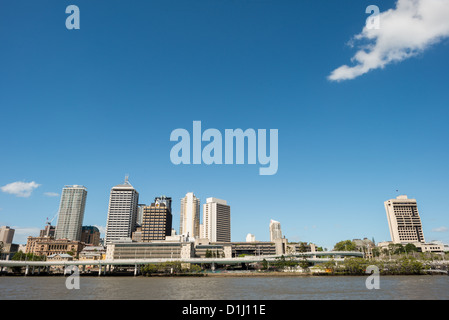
[2,270,446,277]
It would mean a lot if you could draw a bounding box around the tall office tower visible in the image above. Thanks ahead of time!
[269,219,282,242]
[384,195,426,244]
[141,197,173,241]
[136,204,147,227]
[54,185,87,241]
[0,226,15,244]
[155,195,172,212]
[202,198,231,242]
[81,226,101,246]
[105,177,139,244]
[246,233,256,242]
[180,192,200,239]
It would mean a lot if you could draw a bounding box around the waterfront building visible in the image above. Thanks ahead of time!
[377,241,445,254]
[269,219,282,242]
[105,240,194,260]
[0,226,15,244]
[79,246,106,260]
[141,197,173,241]
[54,185,88,241]
[0,243,19,260]
[180,192,200,239]
[202,198,231,242]
[285,242,317,254]
[194,238,232,258]
[105,177,139,244]
[384,195,425,244]
[231,241,278,257]
[25,236,85,257]
[47,253,74,261]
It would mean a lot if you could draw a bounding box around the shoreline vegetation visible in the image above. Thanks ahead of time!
[129,256,449,277]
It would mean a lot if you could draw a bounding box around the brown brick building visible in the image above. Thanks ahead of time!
[25,236,85,258]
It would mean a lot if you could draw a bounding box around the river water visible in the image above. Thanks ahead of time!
[0,275,448,300]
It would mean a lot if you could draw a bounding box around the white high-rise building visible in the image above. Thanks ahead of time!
[246,233,256,242]
[180,192,200,239]
[55,185,87,241]
[202,197,231,242]
[384,195,425,244]
[105,177,139,244]
[269,219,282,242]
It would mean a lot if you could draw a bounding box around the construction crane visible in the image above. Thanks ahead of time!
[42,211,58,237]
[46,211,58,226]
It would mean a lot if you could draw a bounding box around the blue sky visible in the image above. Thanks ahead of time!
[1,0,448,250]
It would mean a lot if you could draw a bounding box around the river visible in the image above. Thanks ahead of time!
[1,275,448,300]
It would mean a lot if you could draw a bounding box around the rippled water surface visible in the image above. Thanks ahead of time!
[1,275,448,300]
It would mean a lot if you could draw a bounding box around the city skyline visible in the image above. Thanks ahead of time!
[1,0,449,250]
[1,176,448,251]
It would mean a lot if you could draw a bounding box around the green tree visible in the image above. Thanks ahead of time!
[262,258,268,270]
[398,257,424,274]
[12,251,45,261]
[371,247,381,257]
[189,264,202,273]
[298,242,307,253]
[319,259,336,273]
[274,255,287,270]
[404,243,419,254]
[333,240,357,251]
[341,258,370,275]
[299,259,310,272]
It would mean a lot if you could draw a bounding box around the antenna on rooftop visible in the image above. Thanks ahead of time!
[125,174,130,185]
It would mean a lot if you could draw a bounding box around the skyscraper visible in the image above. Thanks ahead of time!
[141,196,173,241]
[384,195,426,244]
[180,192,200,239]
[54,185,87,241]
[246,233,256,242]
[0,226,15,244]
[136,203,147,227]
[269,219,282,242]
[81,226,101,246]
[202,197,231,242]
[105,177,139,244]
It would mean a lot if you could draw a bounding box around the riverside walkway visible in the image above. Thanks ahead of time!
[0,251,364,275]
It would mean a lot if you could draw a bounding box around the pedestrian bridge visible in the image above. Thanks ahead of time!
[0,251,363,272]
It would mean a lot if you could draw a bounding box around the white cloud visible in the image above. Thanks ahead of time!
[328,0,449,81]
[10,227,41,244]
[44,192,60,197]
[94,225,106,236]
[431,226,448,232]
[1,181,41,198]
